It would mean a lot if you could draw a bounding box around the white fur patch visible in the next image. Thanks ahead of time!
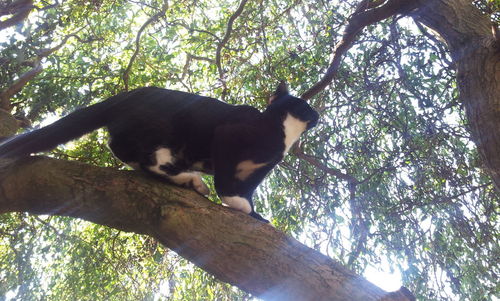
[170,172,210,195]
[235,160,267,181]
[148,148,174,175]
[283,113,307,154]
[221,196,252,214]
[147,148,209,195]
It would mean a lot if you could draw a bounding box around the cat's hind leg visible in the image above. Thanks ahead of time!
[147,147,210,195]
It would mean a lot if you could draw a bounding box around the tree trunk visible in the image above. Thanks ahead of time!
[411,0,500,191]
[0,156,414,301]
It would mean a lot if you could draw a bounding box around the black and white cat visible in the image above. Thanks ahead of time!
[0,83,319,222]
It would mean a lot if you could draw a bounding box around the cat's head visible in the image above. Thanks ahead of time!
[267,82,319,130]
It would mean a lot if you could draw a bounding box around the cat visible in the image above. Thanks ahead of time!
[0,82,319,222]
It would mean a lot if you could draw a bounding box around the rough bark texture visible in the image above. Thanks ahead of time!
[0,156,413,301]
[412,0,500,191]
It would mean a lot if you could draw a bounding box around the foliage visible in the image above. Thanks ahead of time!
[0,0,498,300]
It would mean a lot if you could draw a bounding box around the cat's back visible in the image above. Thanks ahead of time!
[106,87,262,136]
[113,87,238,117]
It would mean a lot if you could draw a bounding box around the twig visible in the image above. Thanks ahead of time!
[293,144,358,184]
[166,20,221,41]
[187,52,215,64]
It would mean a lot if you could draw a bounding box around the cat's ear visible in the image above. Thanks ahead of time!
[268,81,289,104]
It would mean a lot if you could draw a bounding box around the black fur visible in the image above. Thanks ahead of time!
[0,85,319,222]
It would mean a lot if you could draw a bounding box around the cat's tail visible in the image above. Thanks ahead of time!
[0,94,122,158]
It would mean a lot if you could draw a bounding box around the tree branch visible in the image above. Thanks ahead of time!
[302,0,500,193]
[122,1,168,91]
[0,32,98,111]
[215,0,248,99]
[293,145,358,184]
[0,62,43,111]
[0,0,33,31]
[0,156,414,301]
[301,0,418,100]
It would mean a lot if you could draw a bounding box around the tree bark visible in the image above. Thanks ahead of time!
[0,156,414,301]
[411,0,500,191]
[0,0,33,31]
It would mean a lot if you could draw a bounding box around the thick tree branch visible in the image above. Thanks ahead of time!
[0,0,33,31]
[301,0,418,100]
[0,109,19,137]
[0,156,414,301]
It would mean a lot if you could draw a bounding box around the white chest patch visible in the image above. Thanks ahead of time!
[148,148,174,175]
[283,113,307,155]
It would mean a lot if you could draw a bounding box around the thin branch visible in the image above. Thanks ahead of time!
[166,20,221,41]
[301,0,418,100]
[179,53,215,82]
[347,183,368,267]
[187,52,215,64]
[215,0,248,99]
[293,144,358,184]
[293,142,369,267]
[122,1,168,91]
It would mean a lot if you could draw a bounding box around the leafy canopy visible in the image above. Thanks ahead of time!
[0,0,498,300]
